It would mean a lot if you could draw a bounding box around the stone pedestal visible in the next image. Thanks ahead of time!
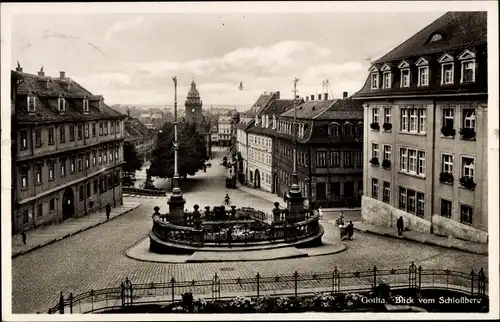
[167,191,186,225]
[287,189,306,223]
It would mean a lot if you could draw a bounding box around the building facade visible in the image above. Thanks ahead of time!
[210,125,219,145]
[353,11,488,243]
[185,80,212,157]
[12,67,126,234]
[273,96,364,207]
[217,115,233,146]
[124,115,155,162]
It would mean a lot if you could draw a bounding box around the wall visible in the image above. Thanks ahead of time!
[432,214,488,243]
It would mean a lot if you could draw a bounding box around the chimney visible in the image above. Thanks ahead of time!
[311,94,315,101]
[343,91,348,99]
[324,93,328,100]
[60,71,66,79]
[275,91,280,99]
[38,69,45,77]
[318,94,322,100]
[15,62,23,73]
[305,96,309,101]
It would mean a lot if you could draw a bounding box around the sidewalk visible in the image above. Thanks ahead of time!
[236,184,283,205]
[353,221,488,255]
[12,202,141,258]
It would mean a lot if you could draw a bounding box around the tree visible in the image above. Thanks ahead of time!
[122,141,143,187]
[149,121,208,181]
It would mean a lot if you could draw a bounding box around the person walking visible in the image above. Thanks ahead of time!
[397,216,404,236]
[105,203,111,221]
[224,193,231,206]
[347,221,354,240]
[21,230,27,245]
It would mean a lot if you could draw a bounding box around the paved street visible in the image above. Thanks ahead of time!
[11,147,488,314]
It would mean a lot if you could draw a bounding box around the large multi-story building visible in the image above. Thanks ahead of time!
[273,94,364,207]
[217,115,233,147]
[353,11,487,243]
[246,99,295,192]
[124,115,155,163]
[185,80,211,157]
[11,66,126,234]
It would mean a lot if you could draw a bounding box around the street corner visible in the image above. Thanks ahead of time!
[125,237,191,263]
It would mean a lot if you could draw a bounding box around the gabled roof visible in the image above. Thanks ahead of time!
[15,71,125,123]
[247,92,277,115]
[373,11,487,64]
[314,98,364,120]
[280,100,335,119]
[261,99,296,116]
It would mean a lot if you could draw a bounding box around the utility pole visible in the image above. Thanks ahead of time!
[172,76,180,194]
[291,77,300,190]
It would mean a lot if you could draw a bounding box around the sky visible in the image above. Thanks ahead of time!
[9,7,446,108]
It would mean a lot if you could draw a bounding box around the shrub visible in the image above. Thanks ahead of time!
[370,157,379,166]
[459,127,476,140]
[439,172,454,184]
[441,126,456,137]
[382,159,391,169]
[370,122,380,130]
[383,123,392,131]
[459,176,476,190]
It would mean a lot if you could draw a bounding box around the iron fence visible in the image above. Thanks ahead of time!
[48,263,487,314]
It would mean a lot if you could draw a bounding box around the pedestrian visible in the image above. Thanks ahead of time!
[347,221,354,240]
[22,230,27,245]
[397,216,404,236]
[105,203,111,221]
[337,213,345,227]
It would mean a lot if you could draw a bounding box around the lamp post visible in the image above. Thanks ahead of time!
[167,76,186,224]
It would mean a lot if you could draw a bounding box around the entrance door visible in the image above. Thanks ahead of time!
[344,181,354,198]
[62,187,75,220]
[254,169,261,188]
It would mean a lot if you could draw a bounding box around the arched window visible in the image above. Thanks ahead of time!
[356,123,364,137]
[79,185,84,201]
[343,123,353,137]
[328,123,340,136]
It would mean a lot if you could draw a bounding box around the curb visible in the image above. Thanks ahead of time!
[12,204,140,259]
[354,227,487,255]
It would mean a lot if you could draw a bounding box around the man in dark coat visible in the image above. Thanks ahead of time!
[397,216,404,236]
[22,230,27,245]
[105,203,111,221]
[347,221,354,240]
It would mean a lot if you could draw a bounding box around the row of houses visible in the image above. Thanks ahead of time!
[235,11,488,243]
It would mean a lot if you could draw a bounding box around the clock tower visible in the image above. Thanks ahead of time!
[185,80,203,124]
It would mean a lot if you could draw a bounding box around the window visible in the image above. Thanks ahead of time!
[408,150,417,173]
[83,99,89,112]
[86,155,90,168]
[35,129,42,147]
[418,109,427,133]
[20,130,28,150]
[344,151,354,168]
[22,210,29,224]
[48,128,54,145]
[383,72,391,89]
[330,182,340,197]
[316,182,326,199]
[429,33,443,42]
[383,181,391,203]
[329,124,340,136]
[92,123,96,137]
[87,182,91,196]
[92,154,96,166]
[103,151,107,163]
[384,108,392,124]
[79,186,84,201]
[78,157,83,171]
[416,192,425,218]
[70,157,76,173]
[460,204,473,225]
[343,124,353,137]
[115,148,119,160]
[441,199,452,218]
[401,109,408,131]
[442,154,453,174]
[35,164,42,184]
[355,151,363,167]
[443,108,454,129]
[371,178,379,199]
[115,121,119,133]
[105,121,109,135]
[111,122,115,134]
[58,97,65,112]
[330,151,341,167]
[99,152,102,164]
[383,145,391,161]
[418,151,426,175]
[110,151,113,161]
[372,108,379,123]
[418,67,429,86]
[409,109,418,132]
[48,161,54,180]
[27,96,36,112]
[77,124,83,140]
[461,61,475,83]
[93,179,98,194]
[372,143,379,159]
[37,204,43,218]
[462,109,476,130]
[462,157,474,179]
[441,63,454,85]
[20,168,28,188]
[371,73,379,89]
[401,69,410,87]
[99,122,103,136]
[60,160,66,177]
[70,125,75,141]
[85,124,90,138]
[50,198,55,212]
[316,151,326,167]
[407,189,416,215]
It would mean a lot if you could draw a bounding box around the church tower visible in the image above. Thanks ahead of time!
[185,80,203,124]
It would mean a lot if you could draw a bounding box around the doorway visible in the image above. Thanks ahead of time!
[62,187,75,220]
[254,169,261,188]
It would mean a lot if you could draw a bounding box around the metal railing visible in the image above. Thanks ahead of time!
[123,187,166,196]
[48,263,488,314]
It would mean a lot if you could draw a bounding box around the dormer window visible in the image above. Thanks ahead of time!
[416,57,429,87]
[83,98,89,113]
[27,95,36,112]
[382,72,392,89]
[58,96,66,112]
[429,33,443,43]
[272,115,276,129]
[439,53,454,85]
[398,60,411,88]
[371,74,379,89]
[98,98,104,112]
[458,50,477,84]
